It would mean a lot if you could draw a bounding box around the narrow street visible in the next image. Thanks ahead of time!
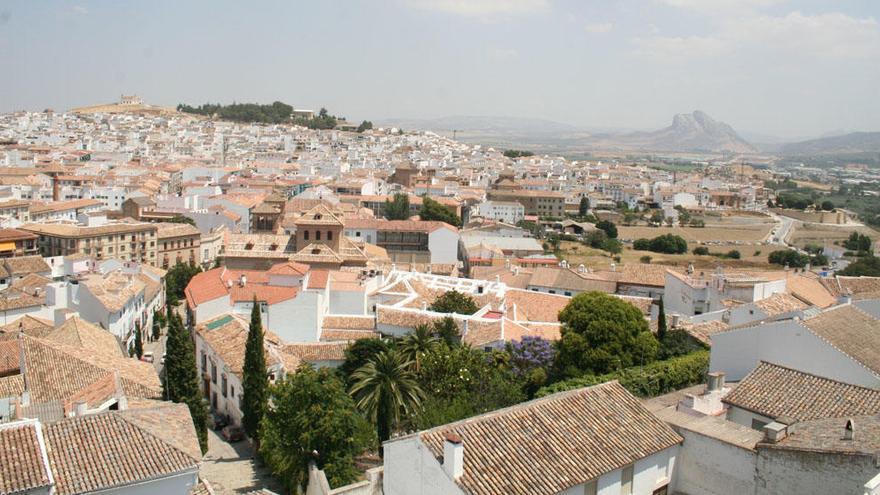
[200,429,284,494]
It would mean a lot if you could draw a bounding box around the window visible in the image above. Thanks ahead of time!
[549,290,556,294]
[201,352,207,372]
[327,231,333,241]
[565,291,572,296]
[211,363,217,384]
[316,231,322,240]
[304,230,309,240]
[230,386,235,398]
[221,374,228,397]
[583,480,597,495]
[621,464,633,495]
[752,418,768,430]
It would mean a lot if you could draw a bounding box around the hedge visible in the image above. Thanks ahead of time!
[536,350,710,398]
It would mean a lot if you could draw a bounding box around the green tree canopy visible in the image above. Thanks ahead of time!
[410,344,524,430]
[595,220,618,239]
[633,234,688,254]
[261,366,374,492]
[429,290,478,315]
[350,351,425,450]
[419,196,461,227]
[578,197,590,217]
[398,325,440,372]
[340,338,392,384]
[554,292,659,377]
[168,214,196,227]
[163,313,207,453]
[384,193,410,220]
[839,255,880,276]
[241,298,269,441]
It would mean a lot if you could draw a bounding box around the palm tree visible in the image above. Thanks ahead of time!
[398,325,439,372]
[350,351,425,455]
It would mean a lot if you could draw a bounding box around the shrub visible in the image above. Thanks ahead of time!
[633,234,688,254]
[692,246,709,256]
[726,250,741,259]
[537,350,709,398]
[640,255,652,264]
[753,250,761,256]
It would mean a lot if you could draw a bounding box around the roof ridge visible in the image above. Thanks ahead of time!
[408,381,622,441]
[115,406,202,463]
[751,360,880,393]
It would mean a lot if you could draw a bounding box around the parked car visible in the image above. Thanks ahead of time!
[141,351,154,363]
[221,425,244,443]
[208,412,228,431]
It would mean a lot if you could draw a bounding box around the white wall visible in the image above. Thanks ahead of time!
[755,447,878,495]
[710,320,880,388]
[271,291,322,343]
[726,406,773,430]
[382,436,465,495]
[193,295,231,325]
[670,425,757,495]
[96,468,199,495]
[428,227,459,265]
[329,290,367,315]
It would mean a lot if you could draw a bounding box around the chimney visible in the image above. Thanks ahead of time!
[495,275,500,283]
[671,314,680,329]
[504,258,511,269]
[443,433,464,480]
[74,400,87,417]
[52,175,60,202]
[610,263,616,272]
[117,395,128,411]
[839,294,852,305]
[707,371,726,392]
[763,422,788,443]
[227,279,233,289]
[421,301,428,311]
[240,274,247,287]
[687,262,694,275]
[578,264,585,273]
[844,418,854,441]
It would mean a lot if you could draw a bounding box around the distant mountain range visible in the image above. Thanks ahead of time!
[780,132,880,155]
[593,111,755,154]
[381,112,878,156]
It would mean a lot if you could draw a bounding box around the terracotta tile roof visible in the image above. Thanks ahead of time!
[417,381,682,495]
[772,414,880,457]
[723,362,880,421]
[526,267,617,293]
[0,228,37,242]
[0,420,52,495]
[320,329,379,342]
[18,335,161,405]
[800,304,880,376]
[784,272,836,308]
[0,374,25,397]
[826,276,880,301]
[306,269,330,289]
[80,271,145,313]
[504,289,569,323]
[750,292,808,315]
[155,222,201,239]
[45,405,200,495]
[267,261,310,276]
[0,315,54,340]
[282,342,348,363]
[196,315,294,376]
[678,319,729,346]
[344,218,457,233]
[45,317,123,359]
[0,339,18,375]
[322,315,375,330]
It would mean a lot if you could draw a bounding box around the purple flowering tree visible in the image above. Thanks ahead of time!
[507,336,556,393]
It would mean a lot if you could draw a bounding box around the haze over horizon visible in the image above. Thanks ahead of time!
[1,0,879,139]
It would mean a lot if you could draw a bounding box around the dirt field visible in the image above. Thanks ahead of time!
[559,241,790,271]
[787,222,880,247]
[617,223,773,243]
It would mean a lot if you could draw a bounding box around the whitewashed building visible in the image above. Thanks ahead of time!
[384,381,682,495]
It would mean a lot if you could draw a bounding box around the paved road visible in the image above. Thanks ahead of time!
[767,212,796,247]
[200,429,284,494]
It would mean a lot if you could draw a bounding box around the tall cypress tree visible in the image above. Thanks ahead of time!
[242,297,269,442]
[134,321,144,358]
[163,313,208,453]
[657,298,668,341]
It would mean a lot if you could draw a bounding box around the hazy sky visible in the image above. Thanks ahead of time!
[1,0,878,138]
